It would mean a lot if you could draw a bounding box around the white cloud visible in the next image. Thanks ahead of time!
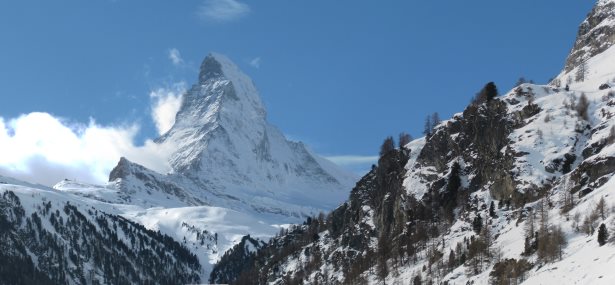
[0,113,174,186]
[150,83,186,135]
[197,0,250,22]
[325,155,379,166]
[249,57,261,69]
[168,48,184,66]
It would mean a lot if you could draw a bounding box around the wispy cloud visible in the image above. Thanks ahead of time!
[168,48,184,66]
[197,0,250,22]
[249,57,261,69]
[325,155,379,166]
[149,82,186,136]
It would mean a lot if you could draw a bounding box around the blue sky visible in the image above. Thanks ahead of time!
[0,0,596,182]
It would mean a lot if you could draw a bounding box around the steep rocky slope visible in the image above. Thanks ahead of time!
[211,1,615,284]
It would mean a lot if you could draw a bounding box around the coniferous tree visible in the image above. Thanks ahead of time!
[515,77,527,87]
[576,93,590,120]
[489,201,496,218]
[448,250,456,271]
[413,273,422,285]
[484,82,498,101]
[423,115,432,136]
[598,223,608,246]
[430,112,441,131]
[380,136,395,157]
[473,215,483,234]
[474,82,499,104]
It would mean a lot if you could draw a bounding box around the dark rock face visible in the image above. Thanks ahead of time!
[415,99,517,200]
[108,158,205,206]
[199,54,225,82]
[565,0,615,72]
[209,149,412,284]
[569,156,615,194]
[108,157,131,182]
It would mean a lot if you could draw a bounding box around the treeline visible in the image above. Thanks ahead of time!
[0,190,201,285]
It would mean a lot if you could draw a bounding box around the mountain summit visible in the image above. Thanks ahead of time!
[110,53,356,220]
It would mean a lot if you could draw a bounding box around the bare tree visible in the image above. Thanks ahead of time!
[596,197,607,220]
[575,61,589,82]
[398,132,413,148]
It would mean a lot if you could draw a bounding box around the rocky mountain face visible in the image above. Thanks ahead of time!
[109,53,355,221]
[211,1,615,283]
[565,0,615,72]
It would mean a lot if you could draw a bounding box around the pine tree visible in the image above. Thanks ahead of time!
[413,273,422,285]
[380,136,395,156]
[430,112,441,131]
[489,201,496,218]
[598,223,608,246]
[448,250,456,270]
[515,77,527,87]
[576,93,590,120]
[423,115,432,136]
[484,82,498,101]
[473,215,483,234]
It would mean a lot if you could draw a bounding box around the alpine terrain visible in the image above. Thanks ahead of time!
[210,0,615,284]
[0,53,356,283]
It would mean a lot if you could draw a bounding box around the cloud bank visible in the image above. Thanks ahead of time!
[0,113,175,186]
[197,0,250,22]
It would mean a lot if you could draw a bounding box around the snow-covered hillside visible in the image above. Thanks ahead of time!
[209,1,615,284]
[0,174,282,280]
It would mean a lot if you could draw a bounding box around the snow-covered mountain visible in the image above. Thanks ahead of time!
[0,52,357,282]
[107,53,355,221]
[0,175,202,284]
[210,1,615,284]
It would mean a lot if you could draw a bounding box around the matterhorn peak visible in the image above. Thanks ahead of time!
[198,53,225,82]
[113,53,356,220]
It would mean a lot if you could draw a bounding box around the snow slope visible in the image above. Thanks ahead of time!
[3,174,281,280]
